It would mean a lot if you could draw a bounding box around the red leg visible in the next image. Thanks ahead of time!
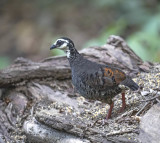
[119,92,126,113]
[106,102,114,120]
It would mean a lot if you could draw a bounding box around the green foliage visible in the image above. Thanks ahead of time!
[83,19,127,49]
[0,57,10,69]
[35,0,159,62]
[127,14,160,62]
[83,0,160,62]
[51,49,65,56]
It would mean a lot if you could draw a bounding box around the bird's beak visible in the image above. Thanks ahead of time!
[50,44,57,50]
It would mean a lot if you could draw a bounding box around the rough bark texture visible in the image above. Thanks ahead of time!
[139,103,160,143]
[0,35,159,143]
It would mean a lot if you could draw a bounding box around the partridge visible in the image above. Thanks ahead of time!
[50,37,139,119]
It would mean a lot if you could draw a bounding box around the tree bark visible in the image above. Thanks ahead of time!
[0,35,155,143]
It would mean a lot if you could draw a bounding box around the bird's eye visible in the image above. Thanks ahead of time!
[57,40,62,45]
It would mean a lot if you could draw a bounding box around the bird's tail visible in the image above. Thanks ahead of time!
[121,77,139,91]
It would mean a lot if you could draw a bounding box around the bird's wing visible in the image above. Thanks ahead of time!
[103,67,126,84]
[84,66,126,90]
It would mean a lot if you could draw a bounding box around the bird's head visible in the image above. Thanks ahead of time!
[50,37,77,58]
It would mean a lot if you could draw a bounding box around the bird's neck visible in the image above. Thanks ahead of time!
[66,46,82,67]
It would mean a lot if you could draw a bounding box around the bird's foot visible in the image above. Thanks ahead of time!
[106,113,111,120]
[93,119,110,126]
[101,119,110,125]
[106,102,114,120]
[119,103,126,113]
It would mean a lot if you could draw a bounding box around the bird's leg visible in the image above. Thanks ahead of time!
[119,92,126,113]
[106,102,114,120]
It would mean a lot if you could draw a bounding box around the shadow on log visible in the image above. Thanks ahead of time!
[0,35,158,143]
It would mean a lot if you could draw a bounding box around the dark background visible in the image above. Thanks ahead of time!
[0,0,160,69]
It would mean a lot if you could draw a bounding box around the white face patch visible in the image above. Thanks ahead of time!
[54,39,69,50]
[54,39,69,45]
[59,43,68,49]
[53,38,73,58]
[57,39,69,44]
[66,50,70,58]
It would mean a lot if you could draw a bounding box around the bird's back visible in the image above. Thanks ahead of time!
[71,57,124,101]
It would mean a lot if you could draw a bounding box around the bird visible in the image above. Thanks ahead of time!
[50,37,139,119]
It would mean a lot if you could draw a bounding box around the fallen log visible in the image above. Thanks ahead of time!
[0,35,156,143]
